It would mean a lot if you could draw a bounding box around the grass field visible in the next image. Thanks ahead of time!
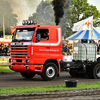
[0,66,100,95]
[0,82,100,95]
[0,66,14,72]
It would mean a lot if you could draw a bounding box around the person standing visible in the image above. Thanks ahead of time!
[0,44,4,56]
[3,45,8,56]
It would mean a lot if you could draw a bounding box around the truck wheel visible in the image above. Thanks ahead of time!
[93,63,100,79]
[87,65,94,78]
[20,72,36,79]
[41,63,58,81]
[87,63,100,79]
[97,58,100,63]
[69,69,76,77]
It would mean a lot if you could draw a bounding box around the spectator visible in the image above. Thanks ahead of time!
[63,44,67,52]
[0,43,11,56]
[63,44,67,55]
[3,45,8,56]
[7,45,11,56]
[1,44,4,56]
[67,44,71,55]
[0,45,2,56]
[97,44,100,54]
[69,44,73,55]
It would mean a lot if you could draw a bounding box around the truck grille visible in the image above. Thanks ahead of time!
[11,45,28,58]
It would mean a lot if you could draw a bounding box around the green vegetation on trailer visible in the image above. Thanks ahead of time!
[0,82,100,95]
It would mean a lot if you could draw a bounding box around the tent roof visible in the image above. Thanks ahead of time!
[67,27,100,40]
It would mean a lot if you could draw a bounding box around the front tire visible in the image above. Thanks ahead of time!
[20,72,36,79]
[69,69,76,77]
[41,63,58,81]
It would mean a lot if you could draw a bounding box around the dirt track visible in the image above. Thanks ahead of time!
[0,71,100,89]
[1,71,100,100]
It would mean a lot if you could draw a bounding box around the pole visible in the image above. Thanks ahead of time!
[3,13,6,41]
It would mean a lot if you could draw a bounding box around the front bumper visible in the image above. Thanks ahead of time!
[9,64,43,73]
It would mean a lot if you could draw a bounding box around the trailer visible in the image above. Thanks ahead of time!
[60,42,100,79]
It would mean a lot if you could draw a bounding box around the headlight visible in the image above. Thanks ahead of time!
[26,60,29,63]
[22,20,25,25]
[9,59,12,63]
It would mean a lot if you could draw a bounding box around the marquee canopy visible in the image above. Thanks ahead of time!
[67,27,100,40]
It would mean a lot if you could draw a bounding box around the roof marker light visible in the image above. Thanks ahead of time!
[22,20,37,25]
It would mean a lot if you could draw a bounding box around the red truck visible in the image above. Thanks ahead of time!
[9,20,100,80]
[9,21,63,81]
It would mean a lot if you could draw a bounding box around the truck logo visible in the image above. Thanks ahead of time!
[15,43,23,45]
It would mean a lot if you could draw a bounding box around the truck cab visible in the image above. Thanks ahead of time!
[9,22,63,81]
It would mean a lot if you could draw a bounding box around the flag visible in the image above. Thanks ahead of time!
[72,16,93,31]
[10,26,15,35]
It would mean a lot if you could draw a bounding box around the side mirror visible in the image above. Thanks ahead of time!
[12,36,14,40]
[12,32,15,40]
[37,34,41,41]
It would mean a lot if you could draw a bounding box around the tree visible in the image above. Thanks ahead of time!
[63,0,100,38]
[28,0,55,25]
[0,0,18,35]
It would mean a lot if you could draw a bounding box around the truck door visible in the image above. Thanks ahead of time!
[49,28,62,59]
[34,29,50,64]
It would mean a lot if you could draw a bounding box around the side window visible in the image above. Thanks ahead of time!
[36,29,49,41]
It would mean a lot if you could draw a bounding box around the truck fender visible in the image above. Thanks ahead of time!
[57,59,61,74]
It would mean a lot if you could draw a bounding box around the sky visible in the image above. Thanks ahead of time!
[8,0,100,25]
[88,0,100,11]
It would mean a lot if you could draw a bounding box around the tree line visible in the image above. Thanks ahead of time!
[0,0,100,38]
[0,0,17,36]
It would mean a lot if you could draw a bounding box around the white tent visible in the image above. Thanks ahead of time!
[66,27,100,40]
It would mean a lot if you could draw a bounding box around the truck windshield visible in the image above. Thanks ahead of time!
[13,28,35,42]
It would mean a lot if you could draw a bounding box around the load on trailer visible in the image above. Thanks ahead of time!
[9,20,100,81]
[61,42,100,79]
